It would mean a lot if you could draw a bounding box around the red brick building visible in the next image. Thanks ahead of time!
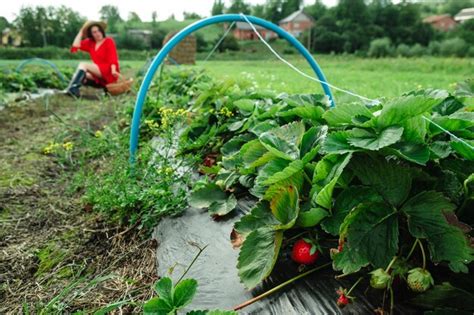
[423,14,457,32]
[279,10,314,38]
[232,22,277,40]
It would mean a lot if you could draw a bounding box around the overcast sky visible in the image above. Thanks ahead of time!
[3,0,341,22]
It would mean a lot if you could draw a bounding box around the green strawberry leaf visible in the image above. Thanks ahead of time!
[234,202,280,235]
[401,191,473,273]
[409,282,474,311]
[350,154,412,207]
[346,202,399,268]
[300,125,327,158]
[208,194,237,216]
[296,207,329,228]
[322,131,356,154]
[154,277,173,303]
[188,184,227,209]
[269,185,299,228]
[259,122,305,160]
[322,186,383,236]
[312,153,352,210]
[173,279,198,309]
[237,227,283,289]
[143,297,174,315]
[323,102,373,126]
[375,96,440,128]
[332,244,369,275]
[262,160,305,186]
[385,142,430,165]
[451,140,474,161]
[348,126,404,151]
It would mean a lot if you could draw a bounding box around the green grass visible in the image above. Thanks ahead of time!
[196,56,474,102]
[1,55,472,102]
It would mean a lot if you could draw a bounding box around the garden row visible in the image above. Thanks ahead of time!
[0,67,74,92]
[125,68,474,313]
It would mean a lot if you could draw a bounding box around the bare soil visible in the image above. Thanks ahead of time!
[0,94,157,314]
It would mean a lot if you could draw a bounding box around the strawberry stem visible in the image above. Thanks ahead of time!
[417,239,427,270]
[384,256,398,273]
[176,243,208,285]
[346,277,363,296]
[406,238,418,260]
[233,262,331,311]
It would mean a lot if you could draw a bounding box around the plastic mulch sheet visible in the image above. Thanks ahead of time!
[153,199,416,314]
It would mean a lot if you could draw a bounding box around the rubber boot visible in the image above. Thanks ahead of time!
[66,69,86,98]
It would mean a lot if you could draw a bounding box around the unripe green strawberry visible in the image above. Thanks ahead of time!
[370,268,391,289]
[407,268,434,292]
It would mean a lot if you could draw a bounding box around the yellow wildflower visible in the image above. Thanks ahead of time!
[62,142,74,151]
[43,142,61,154]
[95,130,104,138]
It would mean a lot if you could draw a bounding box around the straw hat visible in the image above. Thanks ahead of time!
[81,20,107,38]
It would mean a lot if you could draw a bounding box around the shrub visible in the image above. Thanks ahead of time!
[467,46,474,58]
[428,41,441,56]
[116,33,147,50]
[409,44,425,57]
[396,44,410,57]
[440,37,468,57]
[368,37,394,58]
[217,35,239,52]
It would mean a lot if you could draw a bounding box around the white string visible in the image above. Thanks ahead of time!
[204,21,236,62]
[422,116,474,150]
[239,13,379,105]
[239,13,473,152]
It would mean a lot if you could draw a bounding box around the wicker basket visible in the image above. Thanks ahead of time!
[106,75,133,96]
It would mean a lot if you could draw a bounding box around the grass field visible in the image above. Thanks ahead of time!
[1,56,473,102]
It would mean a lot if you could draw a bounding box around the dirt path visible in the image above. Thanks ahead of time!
[0,94,156,314]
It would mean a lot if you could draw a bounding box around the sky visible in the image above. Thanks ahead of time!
[2,0,340,22]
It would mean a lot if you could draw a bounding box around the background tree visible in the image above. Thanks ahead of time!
[211,0,225,16]
[0,17,9,31]
[226,0,251,14]
[183,12,202,20]
[14,6,84,47]
[99,5,122,33]
[305,0,327,21]
[251,4,266,17]
[281,0,303,18]
[127,12,142,23]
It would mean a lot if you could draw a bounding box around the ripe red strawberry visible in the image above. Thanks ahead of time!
[337,294,349,307]
[291,239,320,265]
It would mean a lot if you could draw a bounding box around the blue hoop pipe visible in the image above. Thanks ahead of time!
[129,14,334,163]
[16,58,68,83]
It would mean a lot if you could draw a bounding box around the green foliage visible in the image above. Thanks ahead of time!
[144,277,197,315]
[368,37,394,58]
[149,69,474,297]
[440,38,469,57]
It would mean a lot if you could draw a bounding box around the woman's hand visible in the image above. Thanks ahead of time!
[111,66,119,78]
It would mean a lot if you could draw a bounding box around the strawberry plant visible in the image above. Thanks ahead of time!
[140,69,473,313]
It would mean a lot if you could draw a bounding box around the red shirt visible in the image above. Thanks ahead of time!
[70,37,120,85]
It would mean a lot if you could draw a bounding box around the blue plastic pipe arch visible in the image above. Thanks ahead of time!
[16,58,68,83]
[129,14,334,163]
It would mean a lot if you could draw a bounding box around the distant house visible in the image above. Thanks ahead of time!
[232,22,277,41]
[455,7,474,23]
[127,29,152,46]
[279,9,314,38]
[423,14,456,31]
[1,28,22,47]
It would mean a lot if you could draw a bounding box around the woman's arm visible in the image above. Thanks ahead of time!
[72,27,83,48]
[108,38,120,78]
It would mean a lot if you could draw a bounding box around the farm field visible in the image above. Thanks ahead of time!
[1,54,473,314]
[1,56,472,98]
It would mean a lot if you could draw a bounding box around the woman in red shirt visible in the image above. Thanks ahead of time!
[66,21,120,97]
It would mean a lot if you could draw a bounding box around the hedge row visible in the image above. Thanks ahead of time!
[0,46,155,60]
